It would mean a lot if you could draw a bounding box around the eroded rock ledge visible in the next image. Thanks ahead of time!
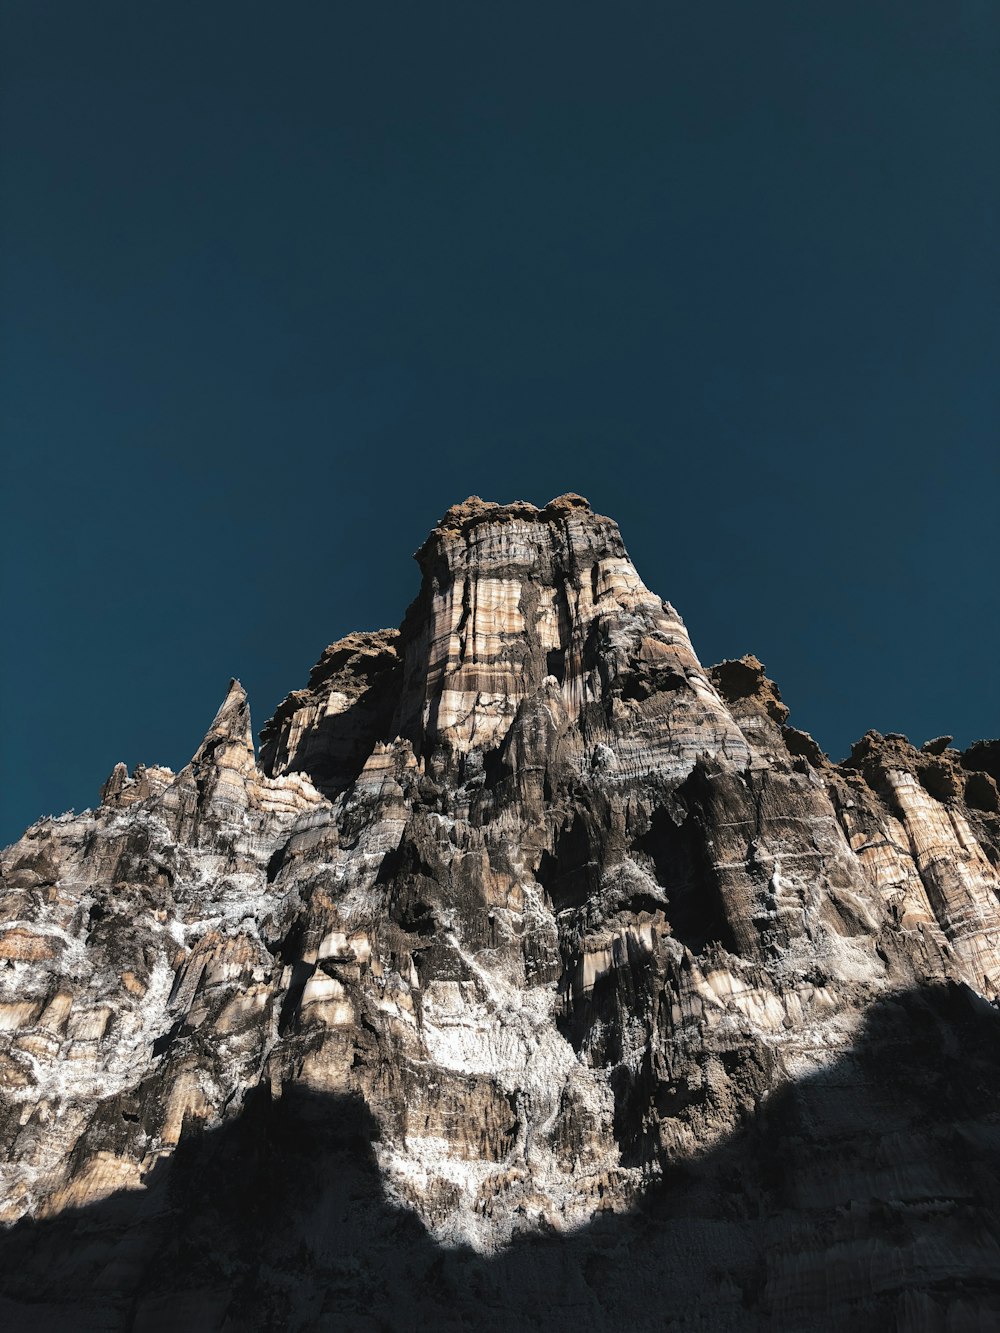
[2,494,999,1331]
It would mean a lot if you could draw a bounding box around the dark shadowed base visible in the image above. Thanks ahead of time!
[2,985,999,1332]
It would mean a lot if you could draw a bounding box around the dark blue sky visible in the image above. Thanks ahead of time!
[2,2,998,844]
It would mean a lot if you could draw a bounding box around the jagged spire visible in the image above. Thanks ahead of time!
[191,678,255,769]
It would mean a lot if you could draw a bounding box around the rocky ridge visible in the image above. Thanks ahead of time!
[2,494,999,1330]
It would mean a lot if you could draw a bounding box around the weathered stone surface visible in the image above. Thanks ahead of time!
[259,630,402,795]
[1,494,999,1330]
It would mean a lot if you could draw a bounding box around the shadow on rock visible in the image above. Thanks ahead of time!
[2,984,1000,1332]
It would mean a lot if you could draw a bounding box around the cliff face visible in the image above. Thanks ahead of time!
[2,495,1000,1331]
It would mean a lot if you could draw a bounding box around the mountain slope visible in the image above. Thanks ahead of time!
[2,494,999,1329]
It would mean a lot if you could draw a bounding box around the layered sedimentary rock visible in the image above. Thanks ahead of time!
[2,495,999,1331]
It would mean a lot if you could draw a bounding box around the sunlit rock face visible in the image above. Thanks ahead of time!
[2,495,1000,1331]
[390,493,749,771]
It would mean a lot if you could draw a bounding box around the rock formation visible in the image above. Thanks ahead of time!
[2,495,999,1331]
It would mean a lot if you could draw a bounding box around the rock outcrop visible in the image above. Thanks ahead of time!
[2,495,999,1331]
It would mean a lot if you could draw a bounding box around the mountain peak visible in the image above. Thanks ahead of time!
[3,495,1000,1327]
[192,677,253,761]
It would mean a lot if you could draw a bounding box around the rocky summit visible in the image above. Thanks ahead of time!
[2,495,1000,1332]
